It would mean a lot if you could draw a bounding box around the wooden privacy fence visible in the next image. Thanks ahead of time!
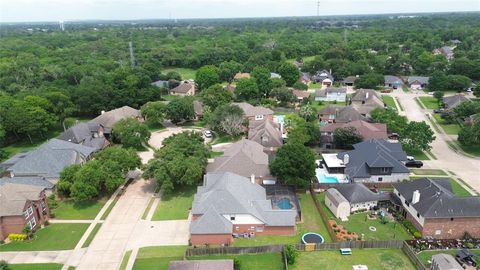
[309,186,338,241]
[401,241,427,270]
[185,244,285,257]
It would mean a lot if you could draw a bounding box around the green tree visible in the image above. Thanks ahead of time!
[0,260,11,270]
[95,146,141,174]
[70,160,104,201]
[292,82,308,90]
[458,121,480,146]
[298,104,317,122]
[235,78,259,101]
[201,84,233,110]
[278,62,300,86]
[0,124,5,146]
[270,87,295,106]
[453,101,480,120]
[433,91,444,104]
[400,121,435,153]
[333,127,363,149]
[165,97,195,123]
[112,118,151,149]
[474,84,480,98]
[284,114,310,145]
[195,65,220,91]
[354,73,384,89]
[371,108,408,134]
[271,78,287,88]
[270,142,316,188]
[285,244,299,265]
[43,92,77,130]
[219,60,243,82]
[252,66,273,97]
[212,104,245,136]
[57,164,82,197]
[141,101,166,127]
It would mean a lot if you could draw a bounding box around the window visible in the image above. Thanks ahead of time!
[230,216,235,221]
[27,206,33,216]
[24,210,29,219]
[381,167,389,173]
[255,115,264,120]
[28,217,37,229]
[417,213,420,218]
[378,177,383,182]
[41,201,46,210]
[435,230,441,235]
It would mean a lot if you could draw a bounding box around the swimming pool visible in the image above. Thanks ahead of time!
[316,166,340,183]
[274,115,285,124]
[276,198,293,209]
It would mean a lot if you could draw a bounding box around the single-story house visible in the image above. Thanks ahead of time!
[350,89,385,116]
[430,254,463,270]
[443,94,470,110]
[313,70,334,89]
[433,46,455,60]
[322,139,409,183]
[190,172,297,246]
[90,105,142,131]
[58,122,108,151]
[0,179,50,240]
[320,120,388,148]
[315,87,347,102]
[234,73,250,80]
[168,260,234,270]
[193,100,204,120]
[318,106,368,124]
[406,76,429,90]
[292,90,311,102]
[169,80,195,96]
[248,119,283,149]
[325,183,389,221]
[393,178,480,239]
[233,102,274,122]
[384,75,404,89]
[342,76,358,87]
[151,80,169,88]
[206,139,273,183]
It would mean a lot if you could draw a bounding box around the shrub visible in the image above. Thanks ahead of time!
[44,220,50,226]
[8,234,27,241]
[413,232,422,239]
[233,257,241,270]
[285,244,298,265]
[0,260,11,270]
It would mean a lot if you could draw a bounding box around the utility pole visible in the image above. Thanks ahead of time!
[128,41,135,68]
[317,0,320,17]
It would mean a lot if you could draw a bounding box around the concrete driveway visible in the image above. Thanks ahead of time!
[0,250,80,265]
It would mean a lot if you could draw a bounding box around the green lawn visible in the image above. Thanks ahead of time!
[310,101,346,113]
[152,186,195,221]
[210,133,242,145]
[81,223,102,248]
[53,198,107,220]
[292,249,415,270]
[133,246,187,270]
[142,197,155,220]
[416,249,480,265]
[410,169,447,176]
[308,82,321,89]
[234,193,332,246]
[410,177,472,196]
[163,68,197,80]
[318,193,411,241]
[190,252,284,270]
[407,150,429,161]
[432,114,462,135]
[120,250,133,270]
[9,263,64,270]
[418,97,440,110]
[458,142,480,157]
[209,151,224,158]
[0,223,89,251]
[382,95,397,110]
[100,195,120,220]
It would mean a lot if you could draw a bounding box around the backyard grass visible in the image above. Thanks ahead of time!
[308,82,321,89]
[133,246,187,270]
[210,133,242,145]
[9,263,64,270]
[0,223,89,251]
[310,101,346,113]
[410,169,447,176]
[407,150,429,161]
[152,186,195,220]
[318,193,411,241]
[432,114,462,135]
[418,96,440,110]
[416,249,480,265]
[382,95,397,110]
[234,193,332,246]
[53,198,107,220]
[81,223,102,248]
[291,249,415,270]
[162,67,197,80]
[190,252,284,270]
[120,250,133,270]
[410,177,472,196]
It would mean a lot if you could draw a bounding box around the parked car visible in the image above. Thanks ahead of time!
[203,129,212,138]
[433,108,445,113]
[405,160,423,168]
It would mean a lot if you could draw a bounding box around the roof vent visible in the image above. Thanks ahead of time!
[412,190,421,204]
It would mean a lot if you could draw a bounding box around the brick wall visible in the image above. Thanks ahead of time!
[191,234,233,246]
[0,216,26,240]
[422,217,480,239]
[261,226,296,236]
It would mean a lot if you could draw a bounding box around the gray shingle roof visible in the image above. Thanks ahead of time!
[248,119,283,148]
[320,120,388,141]
[384,75,403,85]
[317,106,368,123]
[91,106,141,129]
[343,76,358,84]
[0,176,54,189]
[58,122,107,150]
[0,180,46,217]
[393,178,480,218]
[190,206,233,234]
[407,76,429,85]
[315,87,346,97]
[337,139,409,179]
[7,139,96,179]
[334,183,389,203]
[326,188,348,205]
[313,70,334,82]
[443,94,470,109]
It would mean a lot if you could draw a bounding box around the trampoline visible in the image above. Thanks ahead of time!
[301,232,325,244]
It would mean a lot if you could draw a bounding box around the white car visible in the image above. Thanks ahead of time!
[203,130,212,138]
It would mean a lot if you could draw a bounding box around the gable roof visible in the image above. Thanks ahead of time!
[292,90,311,99]
[334,183,389,203]
[343,76,358,84]
[206,139,270,178]
[318,106,368,123]
[0,180,46,217]
[58,122,107,150]
[320,120,388,141]
[233,102,273,118]
[190,206,233,234]
[443,94,470,109]
[315,87,346,97]
[393,178,480,218]
[313,70,334,82]
[7,139,95,180]
[170,81,195,94]
[234,73,250,80]
[325,188,349,206]
[350,89,385,115]
[407,76,429,85]
[248,119,283,148]
[91,106,141,129]
[384,75,403,85]
[0,176,54,190]
[337,139,409,179]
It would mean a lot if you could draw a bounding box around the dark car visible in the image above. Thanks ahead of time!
[405,160,423,168]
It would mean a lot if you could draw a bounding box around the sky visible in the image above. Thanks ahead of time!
[0,0,479,23]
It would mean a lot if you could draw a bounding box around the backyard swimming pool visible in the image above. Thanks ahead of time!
[276,198,294,209]
[274,115,285,124]
[316,166,340,183]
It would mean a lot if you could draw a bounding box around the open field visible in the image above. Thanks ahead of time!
[133,246,187,270]
[383,95,397,110]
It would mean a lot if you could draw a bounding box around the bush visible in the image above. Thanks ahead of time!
[44,220,50,226]
[413,232,422,239]
[0,260,11,270]
[233,257,241,270]
[285,244,298,265]
[8,234,27,241]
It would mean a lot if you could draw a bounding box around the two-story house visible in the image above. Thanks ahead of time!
[233,102,274,122]
[313,70,334,89]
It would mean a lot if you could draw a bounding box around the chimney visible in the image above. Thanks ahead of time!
[412,190,421,204]
[365,92,369,100]
[101,110,105,115]
[250,174,255,184]
[343,154,349,165]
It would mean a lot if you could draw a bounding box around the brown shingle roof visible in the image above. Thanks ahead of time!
[91,106,141,128]
[0,181,45,217]
[321,120,388,140]
[234,73,251,80]
[233,102,274,118]
[170,81,195,94]
[248,119,283,148]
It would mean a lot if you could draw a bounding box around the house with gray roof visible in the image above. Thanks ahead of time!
[342,76,358,87]
[91,105,142,130]
[443,94,470,110]
[433,46,455,60]
[384,75,404,89]
[350,89,385,116]
[248,119,283,150]
[393,178,480,239]
[190,172,297,246]
[3,139,96,183]
[0,180,50,240]
[206,139,273,183]
[407,76,429,90]
[315,87,347,102]
[322,139,409,183]
[431,253,463,270]
[313,69,334,89]
[58,122,108,150]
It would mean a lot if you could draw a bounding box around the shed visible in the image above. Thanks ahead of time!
[325,188,350,221]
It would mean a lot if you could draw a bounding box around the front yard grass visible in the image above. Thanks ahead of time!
[382,95,397,110]
[0,223,89,251]
[317,193,411,241]
[432,114,462,135]
[190,252,284,270]
[410,169,447,176]
[53,197,107,220]
[9,263,63,270]
[234,193,332,246]
[133,246,187,270]
[416,249,480,265]
[410,177,472,196]
[457,142,480,157]
[292,249,415,270]
[406,150,429,161]
[418,97,440,110]
[152,186,195,221]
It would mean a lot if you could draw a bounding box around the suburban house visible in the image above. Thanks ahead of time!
[292,90,311,102]
[151,80,169,88]
[430,254,463,270]
[91,105,142,132]
[322,139,409,183]
[325,183,389,221]
[314,87,347,102]
[2,139,96,184]
[407,76,429,90]
[0,179,50,240]
[248,119,283,150]
[190,172,297,246]
[193,100,204,120]
[58,122,108,151]
[318,106,368,123]
[300,72,311,84]
[169,80,195,96]
[233,102,274,122]
[443,94,470,110]
[342,76,358,87]
[320,120,388,149]
[384,75,404,89]
[233,73,250,80]
[393,178,480,239]
[313,70,334,89]
[206,139,274,184]
[433,46,455,60]
[168,260,234,270]
[350,89,385,116]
